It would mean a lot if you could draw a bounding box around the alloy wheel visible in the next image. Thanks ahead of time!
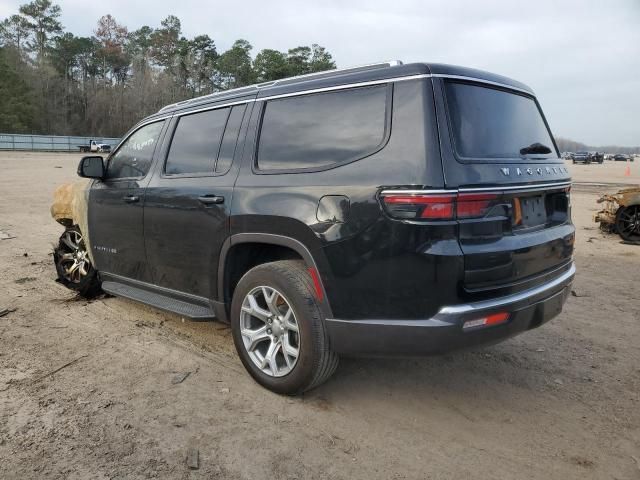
[617,205,640,242]
[239,286,300,377]
[57,229,91,284]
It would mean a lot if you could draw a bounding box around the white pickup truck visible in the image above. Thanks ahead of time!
[78,140,111,153]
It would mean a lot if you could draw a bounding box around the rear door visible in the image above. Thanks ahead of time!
[143,101,251,299]
[433,78,574,297]
[89,120,166,282]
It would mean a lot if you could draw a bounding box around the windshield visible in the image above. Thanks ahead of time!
[444,81,557,161]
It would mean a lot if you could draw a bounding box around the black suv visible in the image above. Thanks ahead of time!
[57,61,575,394]
[571,151,593,164]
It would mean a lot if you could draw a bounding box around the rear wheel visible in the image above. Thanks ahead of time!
[54,226,101,297]
[230,260,338,395]
[615,205,640,243]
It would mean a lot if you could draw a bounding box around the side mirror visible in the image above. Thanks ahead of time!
[78,156,105,179]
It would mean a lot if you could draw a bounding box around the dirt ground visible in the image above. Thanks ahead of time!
[1,152,639,480]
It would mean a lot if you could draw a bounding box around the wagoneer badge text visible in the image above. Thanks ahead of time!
[499,166,569,177]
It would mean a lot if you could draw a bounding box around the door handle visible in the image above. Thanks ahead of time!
[123,195,139,203]
[198,195,224,205]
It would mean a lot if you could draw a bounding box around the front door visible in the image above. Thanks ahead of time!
[88,120,166,282]
[144,103,250,299]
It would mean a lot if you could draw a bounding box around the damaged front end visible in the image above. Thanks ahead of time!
[51,180,101,296]
[51,180,93,257]
[595,186,640,243]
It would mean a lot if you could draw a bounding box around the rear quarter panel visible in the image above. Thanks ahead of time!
[231,78,454,320]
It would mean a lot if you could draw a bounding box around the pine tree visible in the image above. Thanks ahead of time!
[0,47,34,132]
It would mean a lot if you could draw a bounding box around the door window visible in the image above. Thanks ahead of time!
[106,121,164,179]
[164,104,247,176]
[165,108,229,175]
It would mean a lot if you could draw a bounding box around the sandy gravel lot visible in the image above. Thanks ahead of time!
[567,157,639,185]
[1,152,639,479]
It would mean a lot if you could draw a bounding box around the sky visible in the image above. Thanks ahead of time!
[1,0,639,146]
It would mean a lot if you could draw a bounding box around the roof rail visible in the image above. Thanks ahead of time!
[157,60,403,113]
[158,85,259,113]
[270,60,403,87]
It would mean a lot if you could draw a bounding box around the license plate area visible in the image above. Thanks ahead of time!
[515,195,547,228]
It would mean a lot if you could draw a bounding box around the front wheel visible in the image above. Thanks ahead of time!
[54,226,102,297]
[230,260,338,395]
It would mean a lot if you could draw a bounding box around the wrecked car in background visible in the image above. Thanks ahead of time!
[595,186,640,243]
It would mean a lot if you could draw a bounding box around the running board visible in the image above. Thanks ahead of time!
[102,280,216,320]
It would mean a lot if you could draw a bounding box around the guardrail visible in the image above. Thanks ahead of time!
[0,133,121,152]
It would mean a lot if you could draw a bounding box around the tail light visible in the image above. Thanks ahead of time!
[457,193,500,218]
[381,191,500,220]
[381,193,455,219]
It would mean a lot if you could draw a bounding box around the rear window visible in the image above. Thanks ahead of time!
[444,81,556,160]
[257,85,389,171]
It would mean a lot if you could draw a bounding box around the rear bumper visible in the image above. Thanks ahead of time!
[325,262,575,356]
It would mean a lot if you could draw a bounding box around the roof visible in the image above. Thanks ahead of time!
[150,60,535,119]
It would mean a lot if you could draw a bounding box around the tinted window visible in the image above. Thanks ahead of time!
[216,105,246,174]
[445,82,556,160]
[165,108,230,175]
[107,121,164,179]
[257,85,388,170]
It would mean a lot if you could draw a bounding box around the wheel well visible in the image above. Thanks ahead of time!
[223,243,303,305]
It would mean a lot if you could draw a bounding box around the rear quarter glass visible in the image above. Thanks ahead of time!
[256,84,390,172]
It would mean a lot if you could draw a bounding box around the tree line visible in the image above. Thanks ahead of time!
[0,0,336,137]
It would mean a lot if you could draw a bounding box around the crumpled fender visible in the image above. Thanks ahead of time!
[51,179,93,261]
[597,186,640,208]
[594,186,640,226]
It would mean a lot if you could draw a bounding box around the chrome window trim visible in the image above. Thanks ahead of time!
[432,74,534,96]
[257,74,430,102]
[145,73,535,129]
[158,60,406,112]
[129,115,172,131]
[380,189,456,195]
[459,181,572,192]
[380,181,572,196]
[173,98,255,118]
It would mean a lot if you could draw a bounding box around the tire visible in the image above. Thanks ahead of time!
[615,205,640,243]
[230,260,338,395]
[54,225,102,298]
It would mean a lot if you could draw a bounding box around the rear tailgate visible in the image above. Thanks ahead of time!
[432,77,575,298]
[456,180,574,297]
